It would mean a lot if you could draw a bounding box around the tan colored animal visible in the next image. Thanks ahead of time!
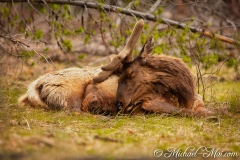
[18,67,119,115]
[18,20,144,115]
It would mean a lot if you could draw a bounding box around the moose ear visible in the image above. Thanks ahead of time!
[139,34,154,58]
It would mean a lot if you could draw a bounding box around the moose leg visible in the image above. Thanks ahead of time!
[192,93,215,117]
[194,107,215,117]
[141,99,193,116]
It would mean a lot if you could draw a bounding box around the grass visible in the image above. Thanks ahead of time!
[1,69,240,159]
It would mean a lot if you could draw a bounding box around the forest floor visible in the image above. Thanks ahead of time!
[1,60,240,160]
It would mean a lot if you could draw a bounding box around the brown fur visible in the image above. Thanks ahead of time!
[18,67,118,115]
[140,55,195,108]
[82,75,118,115]
[116,36,214,117]
[116,56,194,110]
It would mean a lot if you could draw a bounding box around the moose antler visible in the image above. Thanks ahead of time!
[93,19,144,83]
[92,54,118,83]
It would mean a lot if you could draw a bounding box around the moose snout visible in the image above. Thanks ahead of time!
[116,100,135,112]
[116,101,123,111]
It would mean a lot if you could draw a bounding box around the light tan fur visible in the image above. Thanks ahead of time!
[18,67,118,114]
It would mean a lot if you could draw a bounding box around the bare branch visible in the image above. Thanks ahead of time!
[0,0,239,45]
[27,0,50,23]
[148,0,162,13]
[193,3,238,32]
[0,34,55,66]
[0,43,19,58]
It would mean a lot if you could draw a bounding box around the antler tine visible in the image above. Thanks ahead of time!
[93,19,144,83]
[101,19,144,71]
[93,54,119,83]
[92,70,115,83]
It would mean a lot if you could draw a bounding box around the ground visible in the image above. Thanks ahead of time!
[0,62,240,160]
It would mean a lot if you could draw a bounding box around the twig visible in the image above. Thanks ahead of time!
[27,0,50,23]
[0,33,55,67]
[23,117,31,130]
[94,135,123,143]
[148,0,162,13]
[218,115,220,130]
[99,21,109,54]
[88,56,109,66]
[115,1,134,28]
[194,3,238,32]
[215,25,240,34]
[11,0,30,31]
[1,0,239,45]
[168,0,204,6]
[0,43,20,57]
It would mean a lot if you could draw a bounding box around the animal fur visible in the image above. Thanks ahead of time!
[115,36,214,117]
[18,67,118,115]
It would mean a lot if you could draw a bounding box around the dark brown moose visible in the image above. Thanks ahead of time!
[94,23,214,117]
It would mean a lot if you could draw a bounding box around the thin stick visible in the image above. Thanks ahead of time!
[0,0,239,45]
[23,117,31,130]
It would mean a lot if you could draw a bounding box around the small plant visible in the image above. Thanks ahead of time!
[78,53,86,60]
[62,39,73,52]
[228,94,240,113]
[33,30,43,40]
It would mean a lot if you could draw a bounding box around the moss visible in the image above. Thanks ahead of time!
[1,72,240,159]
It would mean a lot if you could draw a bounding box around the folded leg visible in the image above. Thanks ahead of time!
[141,99,193,116]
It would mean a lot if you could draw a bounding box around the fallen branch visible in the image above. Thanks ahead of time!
[0,0,239,45]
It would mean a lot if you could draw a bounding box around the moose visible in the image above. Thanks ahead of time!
[19,19,214,117]
[18,20,144,115]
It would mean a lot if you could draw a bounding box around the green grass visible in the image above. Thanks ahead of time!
[1,81,240,159]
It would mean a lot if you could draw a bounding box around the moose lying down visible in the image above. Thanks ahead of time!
[18,20,214,117]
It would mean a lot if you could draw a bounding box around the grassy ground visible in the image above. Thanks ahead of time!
[1,65,240,160]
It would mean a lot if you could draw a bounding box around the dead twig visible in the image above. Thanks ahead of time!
[94,135,123,143]
[23,117,31,130]
[1,0,239,45]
